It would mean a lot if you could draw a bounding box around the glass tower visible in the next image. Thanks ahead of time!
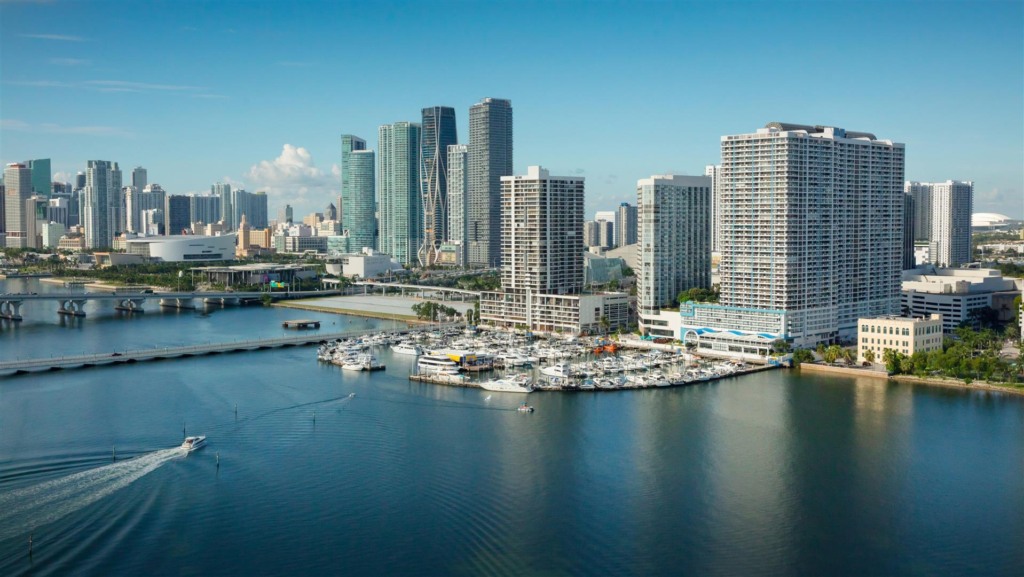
[467,98,512,268]
[418,106,458,266]
[378,122,421,265]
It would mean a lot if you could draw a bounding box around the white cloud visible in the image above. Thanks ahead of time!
[245,145,339,210]
[1,118,132,137]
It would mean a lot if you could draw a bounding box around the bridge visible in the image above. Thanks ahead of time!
[0,290,339,321]
[344,281,480,300]
[0,326,410,376]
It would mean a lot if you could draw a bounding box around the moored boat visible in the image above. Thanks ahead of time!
[181,435,206,452]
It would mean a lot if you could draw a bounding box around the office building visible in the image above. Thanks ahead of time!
[596,219,614,250]
[41,221,66,249]
[190,194,221,228]
[583,220,600,247]
[906,181,933,242]
[83,160,121,249]
[47,197,69,228]
[925,180,973,267]
[467,97,512,267]
[4,163,33,248]
[378,121,421,266]
[615,202,638,247]
[857,314,943,364]
[637,175,712,333]
[324,202,337,221]
[132,166,147,191]
[126,184,166,234]
[341,135,376,252]
[675,123,904,353]
[445,144,469,261]
[903,193,916,270]
[27,159,51,197]
[212,182,232,229]
[164,195,192,236]
[419,106,458,266]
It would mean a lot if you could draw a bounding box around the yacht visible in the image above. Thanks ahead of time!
[498,352,531,367]
[341,354,385,372]
[417,354,462,375]
[540,362,572,378]
[391,343,423,356]
[479,374,533,394]
[181,435,206,452]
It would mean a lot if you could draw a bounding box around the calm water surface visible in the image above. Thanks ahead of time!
[1,278,1022,576]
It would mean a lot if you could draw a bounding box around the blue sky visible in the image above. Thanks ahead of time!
[2,0,1022,219]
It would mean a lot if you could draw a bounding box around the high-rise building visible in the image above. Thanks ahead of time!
[704,164,721,251]
[0,182,5,236]
[446,144,469,248]
[583,220,599,247]
[190,194,221,227]
[341,134,376,252]
[164,195,192,235]
[926,180,974,267]
[467,97,512,267]
[132,166,147,191]
[596,219,614,249]
[279,204,293,225]
[127,184,166,234]
[906,182,933,242]
[378,121,421,266]
[27,159,51,197]
[903,193,916,270]
[419,106,458,266]
[615,202,638,247]
[325,202,337,221]
[706,122,905,347]
[83,160,121,248]
[75,172,86,190]
[212,183,232,229]
[4,163,33,248]
[636,175,711,325]
[248,191,268,229]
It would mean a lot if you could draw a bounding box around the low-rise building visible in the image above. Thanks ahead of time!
[857,314,944,363]
[324,248,404,279]
[125,234,237,262]
[191,263,318,288]
[902,266,1020,331]
[57,234,86,252]
[479,291,629,336]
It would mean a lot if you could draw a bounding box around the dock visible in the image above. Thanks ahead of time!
[282,319,321,329]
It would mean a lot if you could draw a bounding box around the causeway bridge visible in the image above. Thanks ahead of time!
[0,327,408,376]
[0,290,339,321]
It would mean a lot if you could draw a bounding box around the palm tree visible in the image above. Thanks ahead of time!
[863,348,876,364]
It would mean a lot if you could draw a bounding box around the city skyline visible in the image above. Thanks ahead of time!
[1,1,1020,220]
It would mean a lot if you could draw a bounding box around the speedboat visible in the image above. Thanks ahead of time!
[517,402,535,413]
[181,435,206,452]
[479,374,533,393]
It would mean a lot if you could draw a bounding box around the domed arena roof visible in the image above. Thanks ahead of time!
[972,213,1012,227]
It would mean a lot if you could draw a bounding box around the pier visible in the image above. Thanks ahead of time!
[282,319,321,329]
[0,327,405,377]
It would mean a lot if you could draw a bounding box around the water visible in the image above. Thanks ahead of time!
[2,279,1023,576]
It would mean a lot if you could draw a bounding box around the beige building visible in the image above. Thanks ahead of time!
[857,314,943,363]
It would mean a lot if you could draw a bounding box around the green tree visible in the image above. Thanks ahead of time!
[823,345,842,364]
[863,348,876,364]
[841,347,855,365]
[882,348,900,374]
[771,339,791,354]
[791,349,814,367]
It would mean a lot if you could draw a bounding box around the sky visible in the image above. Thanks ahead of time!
[2,0,1022,220]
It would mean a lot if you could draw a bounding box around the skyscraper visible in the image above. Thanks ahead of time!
[132,166,147,191]
[712,122,904,346]
[446,144,469,250]
[615,202,638,247]
[212,183,232,229]
[4,163,33,248]
[189,194,221,227]
[249,191,269,229]
[903,193,916,270]
[906,182,933,242]
[27,159,50,197]
[596,219,614,250]
[378,122,421,266]
[419,106,458,266]
[927,180,974,267]
[341,134,375,252]
[467,97,512,268]
[636,175,711,324]
[83,160,121,249]
[164,195,191,235]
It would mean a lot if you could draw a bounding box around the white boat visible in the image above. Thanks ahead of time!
[181,435,206,452]
[417,354,462,375]
[479,374,533,393]
[498,353,531,367]
[391,343,423,356]
[342,354,385,371]
[540,362,572,378]
[517,402,535,413]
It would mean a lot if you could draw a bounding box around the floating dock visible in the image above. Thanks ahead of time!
[282,319,321,329]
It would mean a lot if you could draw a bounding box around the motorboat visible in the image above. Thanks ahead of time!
[181,435,206,452]
[517,402,535,413]
[391,343,423,356]
[540,362,572,378]
[417,354,462,375]
[341,354,385,372]
[479,374,533,394]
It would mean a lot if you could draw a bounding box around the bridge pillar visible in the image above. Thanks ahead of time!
[160,297,195,310]
[58,299,87,317]
[116,298,146,313]
[0,300,23,321]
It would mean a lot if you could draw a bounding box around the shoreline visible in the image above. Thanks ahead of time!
[799,362,1024,397]
[272,300,427,324]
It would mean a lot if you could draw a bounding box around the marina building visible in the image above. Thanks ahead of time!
[677,123,905,352]
[857,314,944,364]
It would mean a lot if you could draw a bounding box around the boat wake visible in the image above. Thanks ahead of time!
[0,447,184,542]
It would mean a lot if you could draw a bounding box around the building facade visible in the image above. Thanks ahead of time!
[857,314,943,364]
[83,160,121,249]
[378,122,422,266]
[636,175,711,329]
[926,180,973,267]
[4,163,33,248]
[164,195,192,236]
[467,97,512,268]
[903,193,916,270]
[906,181,933,243]
[27,159,51,197]
[704,164,721,252]
[445,144,469,258]
[212,182,232,229]
[341,135,376,253]
[901,267,1019,332]
[419,106,458,266]
[132,166,147,191]
[615,202,638,247]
